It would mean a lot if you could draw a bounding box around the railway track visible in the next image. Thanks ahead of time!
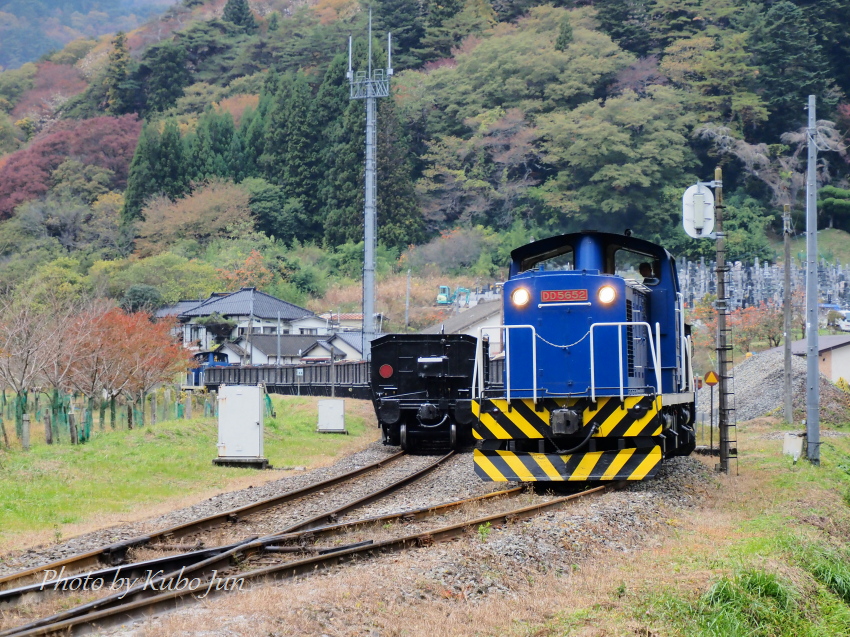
[0,478,616,636]
[0,450,410,594]
[0,450,452,611]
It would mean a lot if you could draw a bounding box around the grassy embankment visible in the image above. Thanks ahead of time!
[515,417,850,636]
[786,227,850,266]
[0,396,379,552]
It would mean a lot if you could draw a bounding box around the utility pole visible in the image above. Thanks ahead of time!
[348,12,392,361]
[248,288,254,366]
[682,169,734,474]
[329,341,336,398]
[405,268,411,330]
[805,94,821,464]
[714,167,733,475]
[783,204,793,424]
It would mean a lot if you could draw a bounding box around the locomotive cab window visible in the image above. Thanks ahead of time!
[610,246,660,285]
[519,245,574,272]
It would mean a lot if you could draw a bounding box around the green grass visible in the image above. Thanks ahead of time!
[639,542,850,637]
[0,396,372,544]
[781,227,850,266]
[512,419,850,637]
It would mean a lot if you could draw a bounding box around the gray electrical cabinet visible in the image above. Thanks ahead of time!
[214,384,269,469]
[317,399,347,433]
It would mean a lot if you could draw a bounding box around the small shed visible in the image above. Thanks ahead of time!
[792,335,850,382]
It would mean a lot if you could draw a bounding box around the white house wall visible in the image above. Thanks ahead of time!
[464,312,503,355]
[830,346,850,382]
[291,316,330,335]
[329,337,361,361]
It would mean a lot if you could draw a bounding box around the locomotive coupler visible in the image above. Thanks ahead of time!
[550,408,583,435]
[418,403,440,421]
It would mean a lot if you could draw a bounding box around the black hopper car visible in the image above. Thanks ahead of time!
[369,333,478,451]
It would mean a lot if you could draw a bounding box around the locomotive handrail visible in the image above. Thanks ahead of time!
[677,292,687,391]
[473,325,537,405]
[589,322,661,402]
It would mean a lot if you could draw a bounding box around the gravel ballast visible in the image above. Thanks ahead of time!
[696,347,850,423]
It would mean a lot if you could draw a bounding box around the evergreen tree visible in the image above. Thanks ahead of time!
[226,131,246,182]
[122,123,161,225]
[323,98,365,247]
[374,0,425,70]
[267,11,280,31]
[103,32,138,115]
[222,0,258,33]
[185,109,239,183]
[414,0,496,64]
[749,1,833,136]
[320,43,368,247]
[426,0,464,26]
[263,72,321,242]
[376,99,424,250]
[555,15,573,52]
[240,177,287,236]
[261,71,293,185]
[158,120,190,200]
[594,0,653,57]
[792,0,850,98]
[240,102,268,179]
[314,54,356,232]
[139,41,190,113]
[121,119,188,228]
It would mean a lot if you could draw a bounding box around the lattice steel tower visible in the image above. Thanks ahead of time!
[348,11,392,360]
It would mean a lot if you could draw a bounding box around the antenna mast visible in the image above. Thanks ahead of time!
[349,9,393,360]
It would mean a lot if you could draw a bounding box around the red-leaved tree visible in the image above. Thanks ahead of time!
[0,114,142,218]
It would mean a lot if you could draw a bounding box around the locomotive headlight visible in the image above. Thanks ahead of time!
[598,285,617,304]
[511,287,531,307]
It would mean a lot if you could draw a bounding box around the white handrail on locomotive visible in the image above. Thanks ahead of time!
[471,322,666,405]
[472,325,538,405]
[588,321,662,403]
[676,291,687,391]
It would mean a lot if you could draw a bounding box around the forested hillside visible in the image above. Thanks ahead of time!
[0,0,848,325]
[0,1,175,70]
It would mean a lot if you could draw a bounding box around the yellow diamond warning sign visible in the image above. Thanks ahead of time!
[704,371,719,386]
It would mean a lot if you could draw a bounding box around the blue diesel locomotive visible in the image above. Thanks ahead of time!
[472,231,695,482]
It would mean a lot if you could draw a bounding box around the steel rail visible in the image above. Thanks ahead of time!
[0,541,253,611]
[4,483,614,637]
[0,484,521,610]
[0,487,523,608]
[0,450,406,592]
[276,450,455,533]
[0,452,456,635]
[268,485,524,545]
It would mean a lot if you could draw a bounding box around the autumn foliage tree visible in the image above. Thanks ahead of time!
[101,311,190,427]
[136,179,254,255]
[0,114,142,219]
[217,249,274,290]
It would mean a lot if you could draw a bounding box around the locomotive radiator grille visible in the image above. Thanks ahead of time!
[473,446,663,482]
[471,396,662,440]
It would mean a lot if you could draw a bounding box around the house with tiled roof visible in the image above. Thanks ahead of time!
[160,287,327,351]
[231,333,364,365]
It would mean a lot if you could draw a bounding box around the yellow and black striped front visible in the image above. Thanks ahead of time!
[472,396,662,440]
[473,446,663,482]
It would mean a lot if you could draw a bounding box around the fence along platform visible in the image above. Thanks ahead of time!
[204,362,372,399]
